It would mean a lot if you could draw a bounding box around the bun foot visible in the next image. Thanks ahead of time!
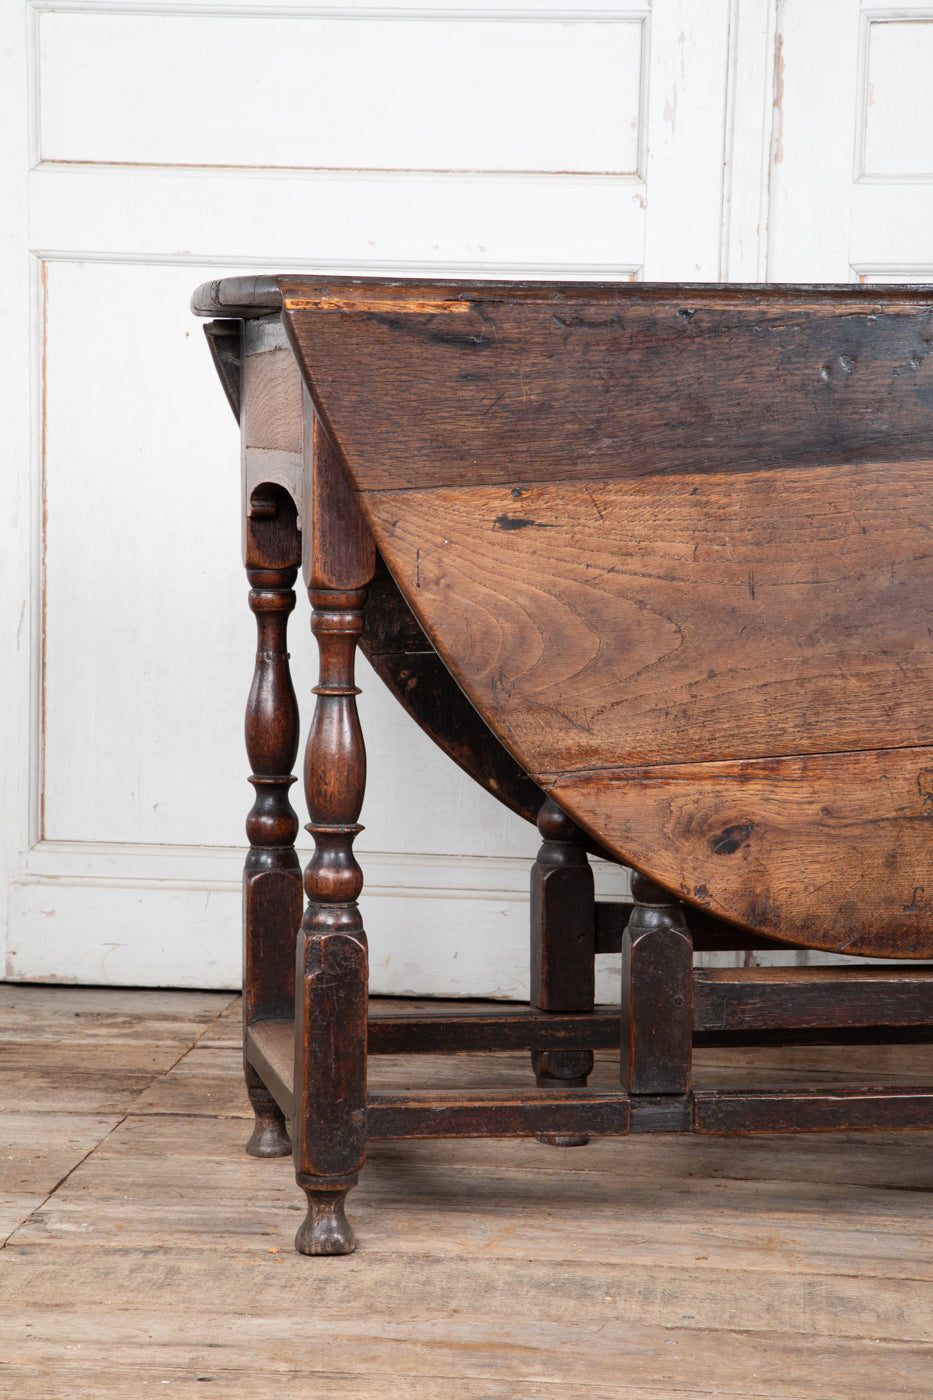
[533,1051,592,1147]
[296,1186,357,1255]
[246,1103,292,1158]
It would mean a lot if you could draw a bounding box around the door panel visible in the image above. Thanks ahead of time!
[771,0,933,282]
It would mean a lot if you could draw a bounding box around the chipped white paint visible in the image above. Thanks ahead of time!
[768,1,933,281]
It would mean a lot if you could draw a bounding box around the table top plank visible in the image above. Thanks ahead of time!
[279,279,933,491]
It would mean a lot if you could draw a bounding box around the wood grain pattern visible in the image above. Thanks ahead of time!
[550,748,933,956]
[621,894,693,1095]
[194,278,933,1251]
[693,1086,933,1134]
[364,465,933,769]
[360,555,544,826]
[365,1090,631,1140]
[201,319,240,420]
[9,986,933,1399]
[241,345,302,455]
[694,966,933,1031]
[358,464,933,953]
[212,277,933,952]
[304,397,374,592]
[281,280,933,491]
[227,312,546,832]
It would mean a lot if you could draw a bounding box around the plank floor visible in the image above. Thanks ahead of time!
[1,985,932,1398]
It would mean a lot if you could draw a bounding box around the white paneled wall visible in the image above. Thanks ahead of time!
[770,1,933,282]
[38,11,646,172]
[0,0,924,992]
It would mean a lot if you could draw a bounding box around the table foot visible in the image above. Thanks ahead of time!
[533,1049,594,1147]
[296,1183,357,1255]
[246,1090,292,1158]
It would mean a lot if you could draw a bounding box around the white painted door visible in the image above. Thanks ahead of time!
[0,0,919,995]
[770,0,933,284]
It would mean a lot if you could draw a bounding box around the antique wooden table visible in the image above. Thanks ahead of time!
[193,276,933,1255]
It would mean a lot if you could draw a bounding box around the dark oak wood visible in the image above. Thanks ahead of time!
[361,554,545,826]
[365,1090,632,1140]
[214,306,549,831]
[551,747,933,958]
[194,273,933,1257]
[202,319,241,420]
[694,965,933,1031]
[245,1019,295,1121]
[365,472,933,954]
[529,797,595,1145]
[693,1086,933,1134]
[273,279,933,491]
[292,406,375,1256]
[621,878,693,1096]
[242,483,302,1159]
[366,1006,620,1054]
[278,279,933,956]
[531,798,595,1014]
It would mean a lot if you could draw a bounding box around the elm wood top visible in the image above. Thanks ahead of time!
[363,460,933,955]
[194,277,933,955]
[364,464,933,767]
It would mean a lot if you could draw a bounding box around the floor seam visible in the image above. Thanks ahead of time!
[1,1112,129,1251]
[1,993,241,1251]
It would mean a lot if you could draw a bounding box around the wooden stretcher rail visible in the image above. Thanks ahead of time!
[693,966,933,1031]
[247,964,933,1118]
[247,1015,933,1140]
[361,1086,933,1138]
[246,1020,295,1122]
[248,964,933,1142]
[594,902,796,954]
[365,1005,621,1053]
[365,1090,632,1139]
[692,1086,933,1134]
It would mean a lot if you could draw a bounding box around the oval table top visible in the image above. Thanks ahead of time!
[195,276,933,958]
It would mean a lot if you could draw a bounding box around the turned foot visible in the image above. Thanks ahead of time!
[295,1183,357,1256]
[533,1048,593,1147]
[246,1094,292,1158]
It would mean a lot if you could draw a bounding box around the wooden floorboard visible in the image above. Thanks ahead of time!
[2,989,932,1397]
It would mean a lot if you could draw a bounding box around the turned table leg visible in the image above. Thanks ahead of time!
[293,585,369,1255]
[530,796,596,1146]
[292,398,376,1256]
[243,485,303,1159]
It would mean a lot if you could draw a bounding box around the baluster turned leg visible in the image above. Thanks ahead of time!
[293,586,369,1255]
[530,796,596,1146]
[243,488,302,1158]
[621,874,693,1096]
